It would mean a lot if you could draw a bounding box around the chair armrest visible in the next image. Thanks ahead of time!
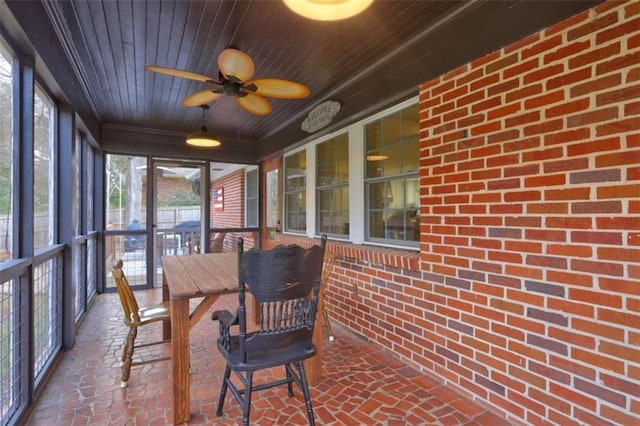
[212,309,238,326]
[212,309,238,351]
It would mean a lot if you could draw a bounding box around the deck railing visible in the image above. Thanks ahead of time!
[0,230,98,425]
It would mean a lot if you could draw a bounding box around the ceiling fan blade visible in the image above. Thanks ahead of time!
[235,93,272,116]
[181,89,224,107]
[145,65,217,83]
[248,79,311,99]
[218,48,255,82]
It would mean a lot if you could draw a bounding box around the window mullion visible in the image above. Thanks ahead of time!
[349,126,364,244]
[306,145,315,238]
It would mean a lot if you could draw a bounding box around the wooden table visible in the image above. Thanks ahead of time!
[161,252,325,424]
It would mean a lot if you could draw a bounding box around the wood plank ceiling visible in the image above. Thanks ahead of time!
[5,0,600,162]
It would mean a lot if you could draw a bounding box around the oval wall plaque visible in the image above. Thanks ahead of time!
[301,100,342,133]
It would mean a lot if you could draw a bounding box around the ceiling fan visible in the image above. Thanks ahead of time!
[146,48,310,116]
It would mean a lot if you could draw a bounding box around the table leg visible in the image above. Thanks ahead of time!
[171,298,191,424]
[162,273,171,340]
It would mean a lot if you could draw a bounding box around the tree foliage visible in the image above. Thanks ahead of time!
[0,52,12,215]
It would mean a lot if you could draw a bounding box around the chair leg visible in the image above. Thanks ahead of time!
[216,365,231,416]
[241,371,253,426]
[121,326,137,388]
[285,364,294,397]
[322,305,335,341]
[120,330,129,365]
[296,361,315,426]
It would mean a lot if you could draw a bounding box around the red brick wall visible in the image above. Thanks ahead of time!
[211,170,244,228]
[210,169,257,250]
[285,1,640,424]
[413,1,639,422]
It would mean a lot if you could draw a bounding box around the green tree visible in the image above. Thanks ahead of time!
[0,51,12,215]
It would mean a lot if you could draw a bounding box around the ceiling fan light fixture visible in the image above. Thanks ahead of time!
[186,105,221,147]
[186,128,221,147]
[283,0,373,21]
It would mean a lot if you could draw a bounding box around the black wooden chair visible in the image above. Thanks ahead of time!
[212,235,327,426]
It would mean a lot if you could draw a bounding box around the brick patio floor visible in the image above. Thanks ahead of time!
[25,289,510,425]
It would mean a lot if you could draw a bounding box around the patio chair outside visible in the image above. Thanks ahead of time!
[212,235,327,425]
[210,232,226,253]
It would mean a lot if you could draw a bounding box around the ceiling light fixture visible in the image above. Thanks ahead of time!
[186,105,221,147]
[283,0,374,21]
[366,154,388,161]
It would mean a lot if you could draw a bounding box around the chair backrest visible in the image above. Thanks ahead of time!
[112,259,141,326]
[235,235,327,359]
[321,251,337,286]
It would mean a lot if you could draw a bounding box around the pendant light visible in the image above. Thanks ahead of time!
[186,105,221,147]
[283,0,374,21]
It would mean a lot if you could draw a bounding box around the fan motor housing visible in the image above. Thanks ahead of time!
[223,82,242,97]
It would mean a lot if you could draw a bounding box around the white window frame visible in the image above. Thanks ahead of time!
[244,166,259,228]
[284,96,418,249]
[363,100,420,249]
[283,146,310,235]
[315,132,350,239]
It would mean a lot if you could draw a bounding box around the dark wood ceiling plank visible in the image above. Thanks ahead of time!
[236,2,293,71]
[142,1,164,123]
[161,1,196,117]
[142,1,184,121]
[170,0,209,127]
[192,1,234,77]
[98,0,128,121]
[69,1,117,118]
[155,1,184,119]
[116,1,138,121]
[131,0,148,121]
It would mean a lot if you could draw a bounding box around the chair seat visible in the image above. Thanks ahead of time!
[136,302,170,325]
[218,335,317,371]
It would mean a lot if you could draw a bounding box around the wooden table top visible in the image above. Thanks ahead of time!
[161,252,238,299]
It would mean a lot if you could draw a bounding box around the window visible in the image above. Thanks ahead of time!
[365,104,419,247]
[74,132,81,235]
[284,150,306,233]
[281,97,417,248]
[0,44,12,261]
[86,144,94,231]
[265,167,279,239]
[86,144,96,300]
[0,40,18,426]
[245,167,258,227]
[32,88,62,391]
[33,86,55,250]
[106,154,147,230]
[316,133,349,237]
[104,154,147,287]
